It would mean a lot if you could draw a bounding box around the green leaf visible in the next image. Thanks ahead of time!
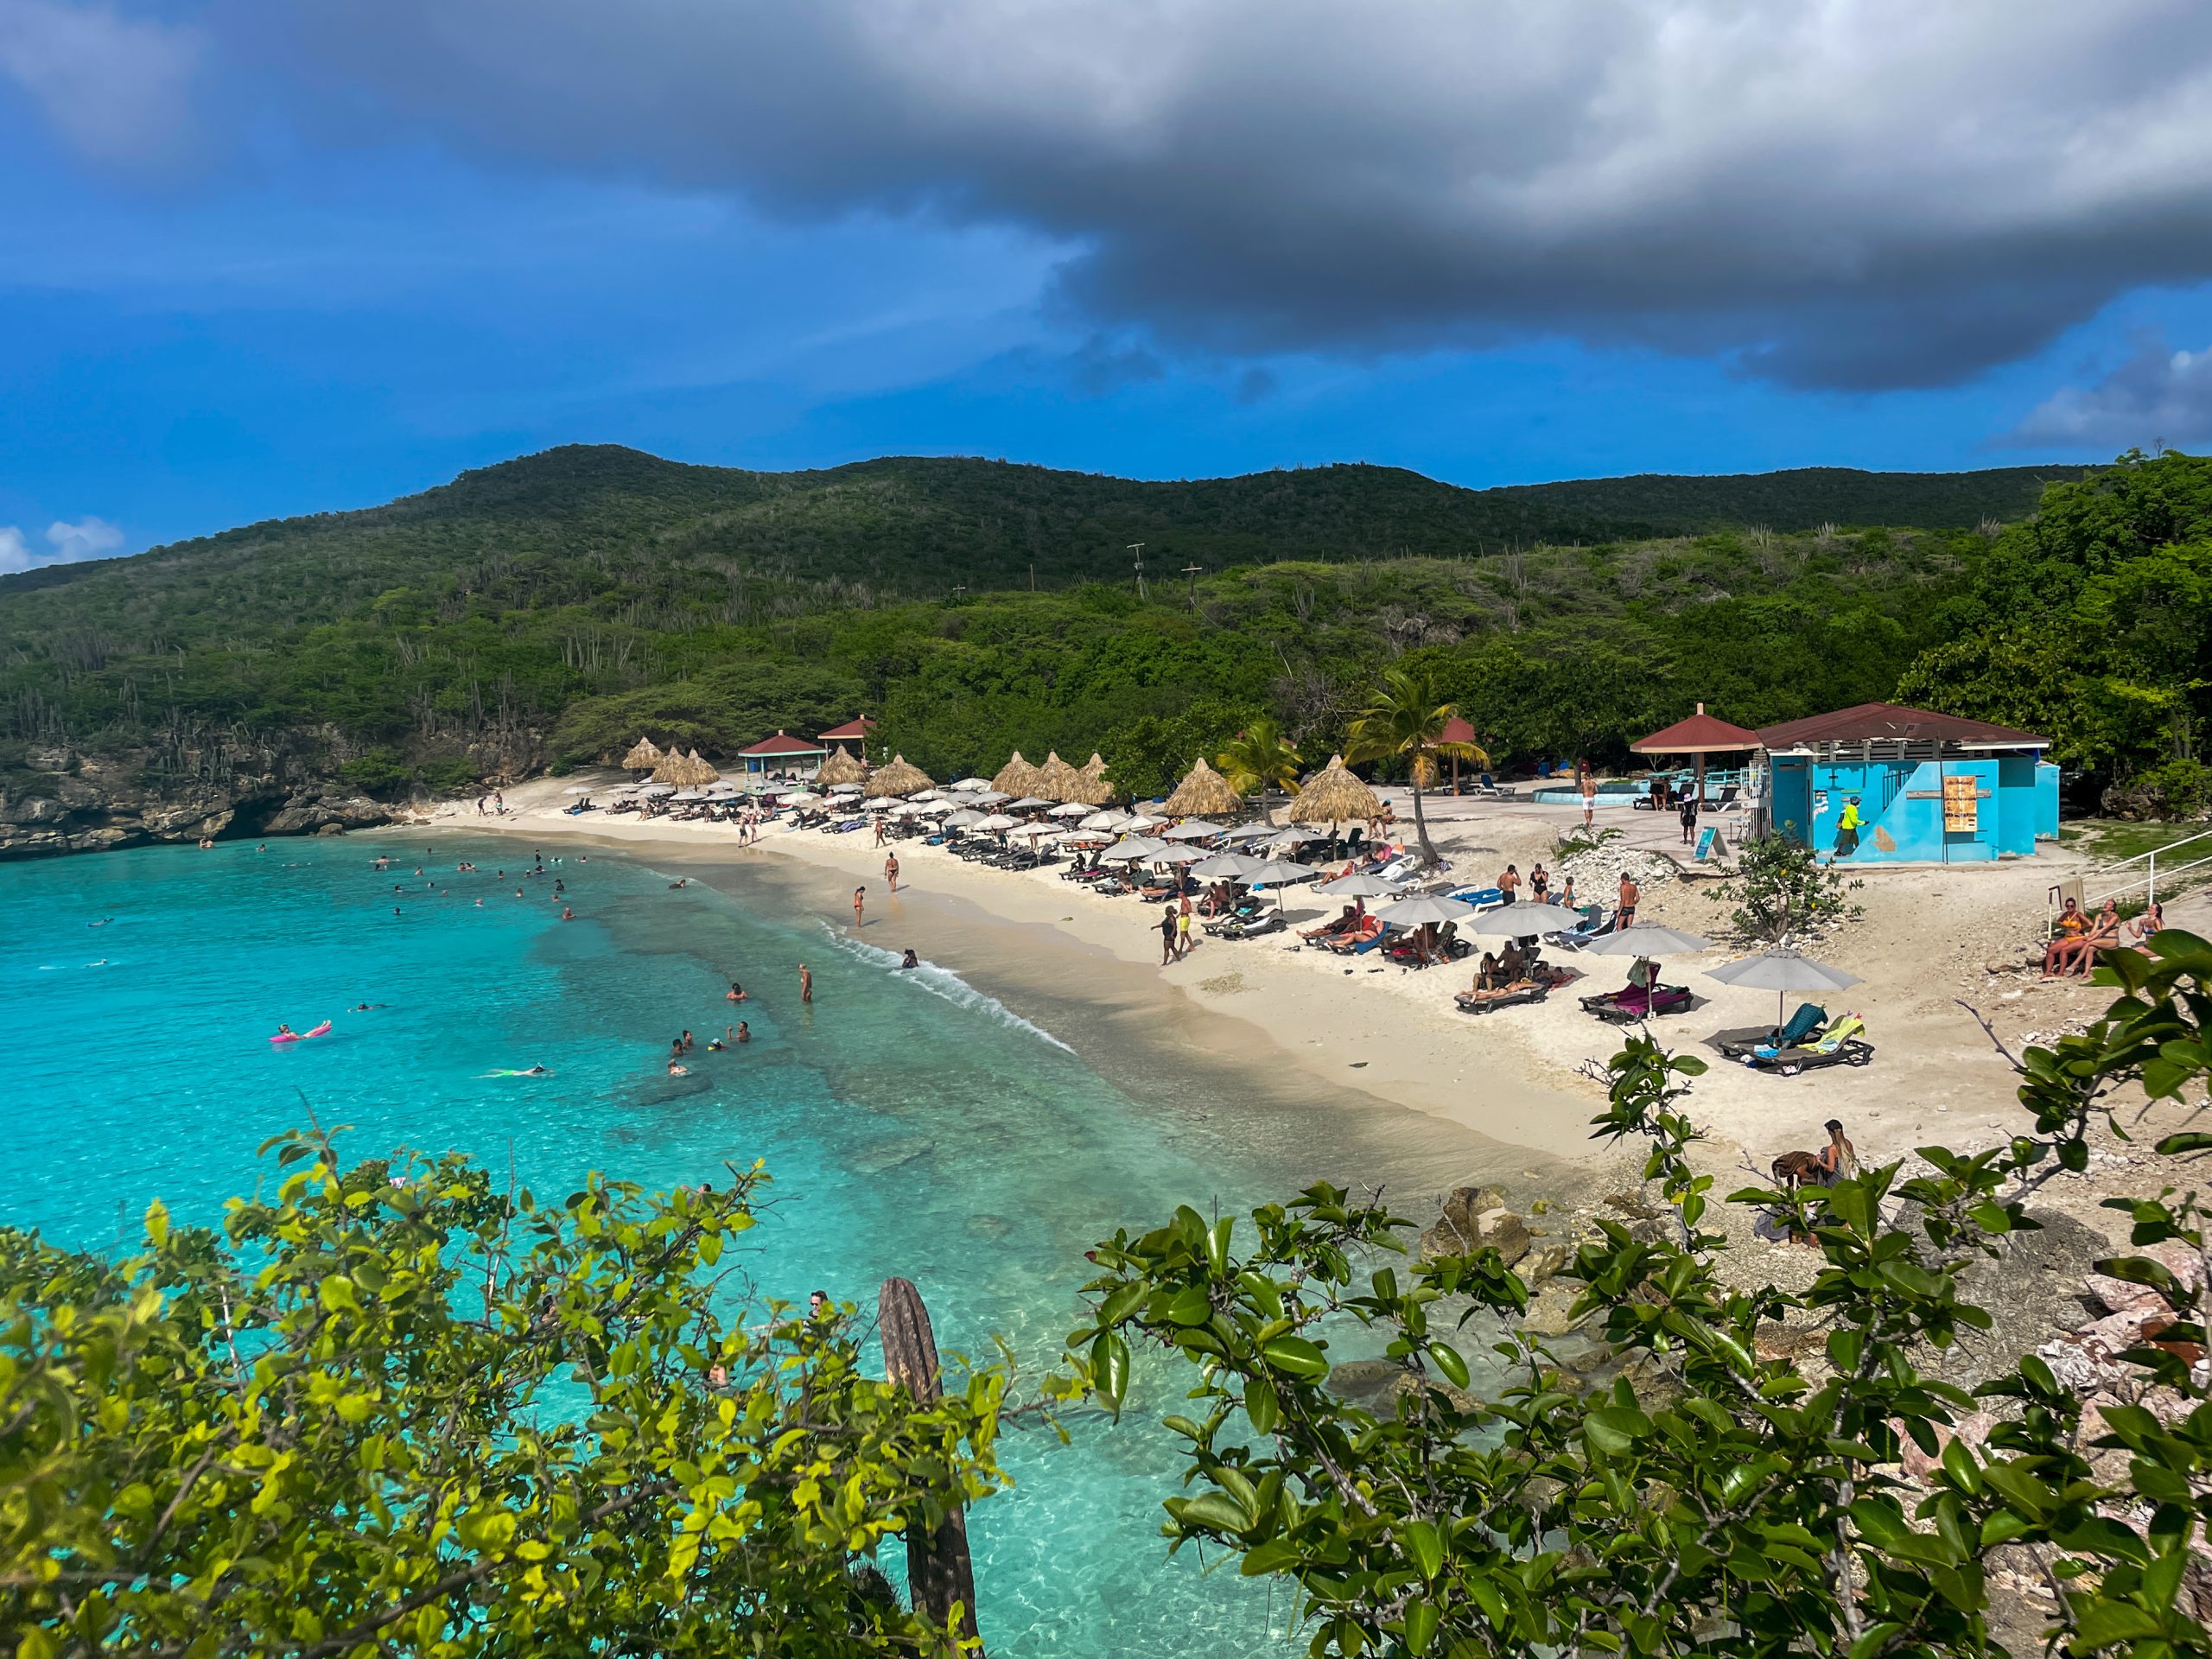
[1402,1519,1444,1581]
[1170,1492,1254,1535]
[1096,1330,1131,1415]
[1166,1285,1214,1325]
[1402,1599,1441,1655]
[1261,1336,1330,1381]
[1428,1341,1469,1389]
[1244,1375,1280,1436]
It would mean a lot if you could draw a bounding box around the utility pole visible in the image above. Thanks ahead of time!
[1181,563,1203,608]
[1127,543,1147,601]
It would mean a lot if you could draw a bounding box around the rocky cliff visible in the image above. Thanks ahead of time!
[0,740,397,860]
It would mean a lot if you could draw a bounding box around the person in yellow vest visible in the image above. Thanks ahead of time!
[1834,796,1865,859]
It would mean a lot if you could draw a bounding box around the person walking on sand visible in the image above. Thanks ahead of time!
[1618,871,1640,929]
[1579,763,1597,830]
[1159,904,1179,967]
[873,817,887,849]
[1176,894,1195,960]
[885,851,899,893]
[798,963,813,1003]
[852,887,866,927]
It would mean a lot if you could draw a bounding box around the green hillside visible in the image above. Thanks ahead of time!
[15,444,2199,843]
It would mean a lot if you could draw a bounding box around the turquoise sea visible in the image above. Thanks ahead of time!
[0,835,1446,1656]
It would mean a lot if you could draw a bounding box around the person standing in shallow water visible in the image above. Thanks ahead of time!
[852,887,866,928]
[798,963,813,1003]
[884,851,899,893]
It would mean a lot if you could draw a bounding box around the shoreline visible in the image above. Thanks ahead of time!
[438,791,1612,1173]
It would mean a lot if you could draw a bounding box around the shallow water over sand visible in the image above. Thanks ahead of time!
[1,835,1512,1656]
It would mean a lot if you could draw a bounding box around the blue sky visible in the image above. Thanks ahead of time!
[5,0,2212,566]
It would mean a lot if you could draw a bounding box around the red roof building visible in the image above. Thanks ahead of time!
[1756,702,2047,752]
[737,729,829,773]
[817,715,876,744]
[1631,704,1759,754]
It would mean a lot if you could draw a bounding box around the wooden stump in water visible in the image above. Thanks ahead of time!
[879,1276,982,1649]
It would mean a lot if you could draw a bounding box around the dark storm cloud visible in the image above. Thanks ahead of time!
[27,0,2212,391]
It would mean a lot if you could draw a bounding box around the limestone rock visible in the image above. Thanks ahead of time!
[1326,1359,1402,1402]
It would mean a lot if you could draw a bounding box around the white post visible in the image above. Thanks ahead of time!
[2149,849,2157,906]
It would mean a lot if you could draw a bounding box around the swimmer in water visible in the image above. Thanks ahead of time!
[275,1023,296,1039]
[561,906,574,921]
[726,982,747,1002]
[670,877,690,889]
[350,1002,383,1012]
[666,1058,690,1077]
[735,1021,750,1044]
[88,918,112,928]
[899,949,918,969]
[483,1065,553,1077]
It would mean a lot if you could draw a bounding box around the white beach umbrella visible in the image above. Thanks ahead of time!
[1315,871,1401,898]
[1224,821,1276,839]
[863,795,898,809]
[1099,837,1169,863]
[953,777,994,791]
[671,788,707,802]
[638,785,675,797]
[1468,902,1586,938]
[967,789,1011,804]
[1162,820,1225,841]
[1192,852,1268,880]
[944,809,988,828]
[1239,857,1320,915]
[1583,925,1713,957]
[977,813,1021,831]
[1007,797,1055,811]
[781,791,822,806]
[1079,810,1124,830]
[1049,802,1093,817]
[829,783,863,795]
[561,784,598,795]
[1704,947,1861,1027]
[1375,893,1476,928]
[1122,813,1164,831]
[1151,843,1206,864]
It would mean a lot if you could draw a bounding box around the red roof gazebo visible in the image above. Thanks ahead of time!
[737,730,830,775]
[817,715,876,747]
[1438,715,1481,794]
[1631,703,1759,804]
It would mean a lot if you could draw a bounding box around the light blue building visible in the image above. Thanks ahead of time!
[1756,702,2057,864]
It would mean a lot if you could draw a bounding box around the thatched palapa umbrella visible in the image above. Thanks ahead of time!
[1288,754,1382,826]
[870,753,935,797]
[620,736,664,772]
[1163,756,1244,818]
[817,745,868,789]
[991,750,1045,797]
[1033,750,1084,803]
[1062,753,1116,807]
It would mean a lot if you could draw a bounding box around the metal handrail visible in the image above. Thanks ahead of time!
[2056,825,2212,919]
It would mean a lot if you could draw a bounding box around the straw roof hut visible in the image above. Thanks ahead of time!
[1062,753,1116,806]
[1034,750,1084,802]
[817,745,868,788]
[871,753,935,797]
[620,736,664,771]
[1162,756,1244,818]
[1288,754,1382,824]
[991,750,1045,797]
[652,747,720,786]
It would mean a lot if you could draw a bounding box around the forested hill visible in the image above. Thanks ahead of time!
[18,442,2201,862]
[8,445,2084,612]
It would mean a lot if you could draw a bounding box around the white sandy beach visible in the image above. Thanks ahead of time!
[439,773,2176,1190]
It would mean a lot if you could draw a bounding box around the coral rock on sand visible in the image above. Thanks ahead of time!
[1419,1185,1532,1267]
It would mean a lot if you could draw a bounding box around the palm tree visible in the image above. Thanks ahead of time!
[1214,716,1302,803]
[1344,666,1489,868]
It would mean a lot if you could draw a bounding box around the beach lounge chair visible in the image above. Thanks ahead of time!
[1211,909,1287,941]
[1548,906,1614,950]
[1322,918,1386,955]
[1715,784,1742,811]
[1446,885,1505,911]
[1454,979,1553,1015]
[1580,969,1695,1023]
[1710,1002,1827,1060]
[1737,1014,1873,1075]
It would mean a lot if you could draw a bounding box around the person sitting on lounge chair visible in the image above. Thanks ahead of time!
[1497,939,1528,983]
[2130,901,2165,951]
[2042,898,2091,977]
[1473,950,1501,991]
[1303,904,1359,941]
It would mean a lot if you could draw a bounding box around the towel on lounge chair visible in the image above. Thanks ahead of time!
[1756,1013,1863,1060]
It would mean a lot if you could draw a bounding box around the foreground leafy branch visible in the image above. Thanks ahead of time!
[2,1127,1004,1656]
[1059,934,2212,1658]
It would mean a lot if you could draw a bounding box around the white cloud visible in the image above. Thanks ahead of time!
[0,515,126,575]
[2010,334,2212,448]
[0,0,200,165]
[248,0,2212,389]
